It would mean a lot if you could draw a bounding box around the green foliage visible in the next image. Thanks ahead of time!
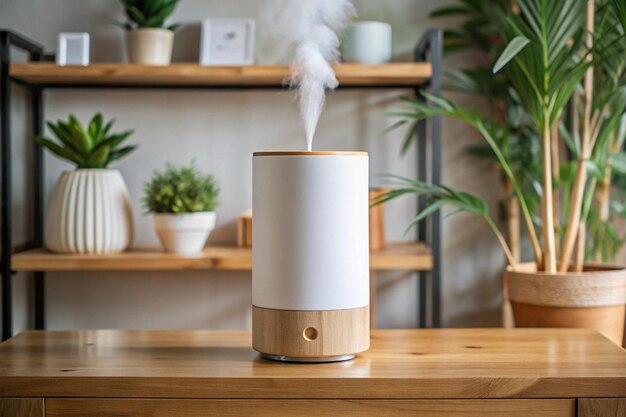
[493,0,589,131]
[143,163,219,214]
[577,1,626,261]
[386,0,626,265]
[371,174,517,263]
[429,0,542,222]
[587,207,624,261]
[36,114,136,169]
[115,0,180,31]
[432,0,512,55]
[387,92,539,244]
[610,0,626,33]
[372,175,489,235]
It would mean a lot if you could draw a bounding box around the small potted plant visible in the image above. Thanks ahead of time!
[36,114,136,254]
[143,163,219,255]
[116,0,181,65]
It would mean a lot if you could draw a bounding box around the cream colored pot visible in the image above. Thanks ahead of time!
[45,169,134,254]
[126,28,173,65]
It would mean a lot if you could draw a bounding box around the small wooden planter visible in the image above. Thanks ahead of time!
[505,263,626,345]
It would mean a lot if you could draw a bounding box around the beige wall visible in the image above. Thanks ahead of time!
[1,0,506,335]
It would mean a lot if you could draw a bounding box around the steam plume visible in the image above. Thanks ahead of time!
[260,0,354,151]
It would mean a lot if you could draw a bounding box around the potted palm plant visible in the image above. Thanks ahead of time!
[143,163,220,255]
[380,0,626,344]
[37,114,136,254]
[116,0,181,65]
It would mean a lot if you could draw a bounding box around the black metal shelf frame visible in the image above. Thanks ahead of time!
[0,29,442,340]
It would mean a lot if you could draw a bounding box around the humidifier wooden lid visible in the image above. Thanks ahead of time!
[253,151,368,156]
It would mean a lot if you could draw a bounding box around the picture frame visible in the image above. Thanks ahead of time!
[200,19,255,66]
[56,33,90,66]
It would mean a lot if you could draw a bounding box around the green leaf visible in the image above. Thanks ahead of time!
[403,201,444,236]
[88,113,104,144]
[126,5,146,25]
[148,1,177,26]
[400,121,419,156]
[559,160,578,184]
[35,136,84,166]
[93,130,134,154]
[610,0,626,33]
[145,16,165,27]
[107,145,137,165]
[610,153,626,175]
[586,159,603,180]
[111,20,134,30]
[145,0,161,15]
[68,114,93,154]
[86,145,111,168]
[167,23,181,32]
[430,5,470,18]
[383,119,408,134]
[102,119,115,137]
[493,35,530,73]
[46,121,81,154]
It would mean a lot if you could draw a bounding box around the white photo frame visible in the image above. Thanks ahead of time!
[57,33,90,66]
[200,19,255,66]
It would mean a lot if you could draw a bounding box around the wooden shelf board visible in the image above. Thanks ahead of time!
[11,242,432,272]
[10,63,432,87]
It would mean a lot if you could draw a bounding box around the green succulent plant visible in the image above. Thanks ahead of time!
[116,0,181,31]
[143,163,220,214]
[36,113,136,169]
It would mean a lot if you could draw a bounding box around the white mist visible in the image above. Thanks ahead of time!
[260,0,354,151]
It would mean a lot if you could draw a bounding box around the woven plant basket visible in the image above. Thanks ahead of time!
[504,262,626,345]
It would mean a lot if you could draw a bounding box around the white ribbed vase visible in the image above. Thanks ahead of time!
[45,169,134,254]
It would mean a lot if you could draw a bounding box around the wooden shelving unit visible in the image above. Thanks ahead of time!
[11,242,432,272]
[1,29,443,339]
[10,63,432,87]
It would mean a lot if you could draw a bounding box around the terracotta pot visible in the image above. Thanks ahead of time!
[505,263,626,345]
[126,28,173,65]
[45,169,133,254]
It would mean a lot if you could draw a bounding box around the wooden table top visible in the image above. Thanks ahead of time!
[0,329,625,399]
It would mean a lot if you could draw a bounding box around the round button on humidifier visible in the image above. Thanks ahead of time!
[252,151,370,362]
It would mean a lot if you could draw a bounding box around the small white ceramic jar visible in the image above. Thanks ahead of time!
[341,21,392,64]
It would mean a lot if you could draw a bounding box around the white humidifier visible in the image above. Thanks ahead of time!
[252,151,370,362]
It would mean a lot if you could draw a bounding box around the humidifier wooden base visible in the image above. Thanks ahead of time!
[252,305,369,362]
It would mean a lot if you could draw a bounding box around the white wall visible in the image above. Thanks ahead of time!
[1,0,506,335]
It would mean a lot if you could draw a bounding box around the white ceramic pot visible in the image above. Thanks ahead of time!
[126,28,174,65]
[341,21,392,64]
[153,212,216,255]
[45,169,134,254]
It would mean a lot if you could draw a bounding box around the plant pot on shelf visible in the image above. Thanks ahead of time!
[505,262,626,345]
[126,28,173,65]
[45,169,134,254]
[153,212,216,255]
